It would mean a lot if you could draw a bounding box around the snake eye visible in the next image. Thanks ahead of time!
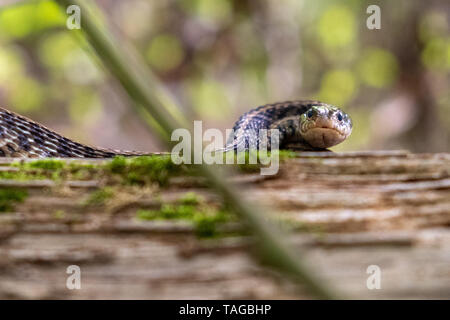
[337,113,343,121]
[307,110,314,118]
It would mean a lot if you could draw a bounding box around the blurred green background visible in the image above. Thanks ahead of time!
[0,0,448,152]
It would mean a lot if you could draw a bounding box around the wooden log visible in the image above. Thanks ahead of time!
[0,151,448,299]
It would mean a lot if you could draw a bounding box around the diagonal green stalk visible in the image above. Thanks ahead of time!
[55,0,339,299]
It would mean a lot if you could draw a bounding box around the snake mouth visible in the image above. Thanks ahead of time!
[301,127,346,148]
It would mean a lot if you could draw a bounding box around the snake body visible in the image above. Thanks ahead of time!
[0,107,146,158]
[0,100,352,158]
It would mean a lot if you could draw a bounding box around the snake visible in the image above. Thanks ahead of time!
[222,100,352,152]
[0,100,352,158]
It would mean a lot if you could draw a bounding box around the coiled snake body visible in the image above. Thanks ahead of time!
[0,100,352,158]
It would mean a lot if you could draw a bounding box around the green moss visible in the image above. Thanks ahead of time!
[0,150,295,185]
[137,203,193,220]
[0,170,48,181]
[278,150,297,160]
[0,188,28,212]
[25,159,65,170]
[7,159,66,181]
[53,209,66,219]
[68,162,96,170]
[237,163,261,173]
[2,156,186,185]
[137,192,234,238]
[66,162,99,181]
[23,160,99,182]
[84,187,114,206]
[106,156,127,174]
[105,155,184,186]
[179,192,202,206]
[193,209,229,238]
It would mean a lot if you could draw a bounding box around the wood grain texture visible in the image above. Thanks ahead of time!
[0,151,448,299]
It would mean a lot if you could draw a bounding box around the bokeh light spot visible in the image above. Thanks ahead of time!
[317,5,356,49]
[69,91,102,126]
[146,34,185,72]
[0,0,64,39]
[317,69,357,106]
[421,37,450,71]
[189,80,231,120]
[0,47,25,83]
[8,77,44,113]
[39,32,79,69]
[357,48,399,88]
[179,0,232,26]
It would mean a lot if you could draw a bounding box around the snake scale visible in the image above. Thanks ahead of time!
[0,100,352,158]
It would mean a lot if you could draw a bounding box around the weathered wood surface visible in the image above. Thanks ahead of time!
[0,151,448,299]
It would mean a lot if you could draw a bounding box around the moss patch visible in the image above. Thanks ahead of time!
[0,188,28,212]
[0,151,296,185]
[83,187,114,206]
[105,155,186,186]
[4,156,187,186]
[7,159,67,181]
[0,170,48,181]
[24,159,65,170]
[137,192,233,238]
[178,192,202,206]
[52,209,66,219]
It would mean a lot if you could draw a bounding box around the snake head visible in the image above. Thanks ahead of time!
[299,104,352,149]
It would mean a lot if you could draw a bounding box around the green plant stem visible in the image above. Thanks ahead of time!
[55,0,339,299]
